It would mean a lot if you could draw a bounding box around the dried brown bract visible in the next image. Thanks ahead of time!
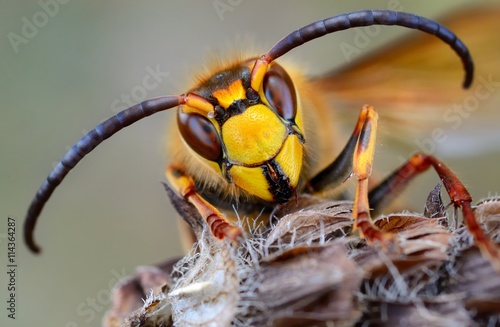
[103,187,500,327]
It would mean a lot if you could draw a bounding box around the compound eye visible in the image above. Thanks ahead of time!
[177,110,221,162]
[263,63,297,121]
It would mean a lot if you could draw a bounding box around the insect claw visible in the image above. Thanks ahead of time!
[206,213,243,243]
[355,218,396,245]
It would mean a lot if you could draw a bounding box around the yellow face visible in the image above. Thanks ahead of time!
[177,62,305,203]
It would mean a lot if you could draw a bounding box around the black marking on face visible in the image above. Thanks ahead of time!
[263,160,294,204]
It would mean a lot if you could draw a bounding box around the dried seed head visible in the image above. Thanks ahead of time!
[104,194,500,327]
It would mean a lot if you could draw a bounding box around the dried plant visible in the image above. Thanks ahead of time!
[103,184,500,327]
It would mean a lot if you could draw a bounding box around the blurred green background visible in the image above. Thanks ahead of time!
[1,1,499,326]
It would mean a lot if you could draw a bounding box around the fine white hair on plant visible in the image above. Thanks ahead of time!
[104,195,500,327]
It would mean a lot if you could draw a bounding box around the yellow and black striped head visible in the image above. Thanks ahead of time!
[177,60,305,203]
